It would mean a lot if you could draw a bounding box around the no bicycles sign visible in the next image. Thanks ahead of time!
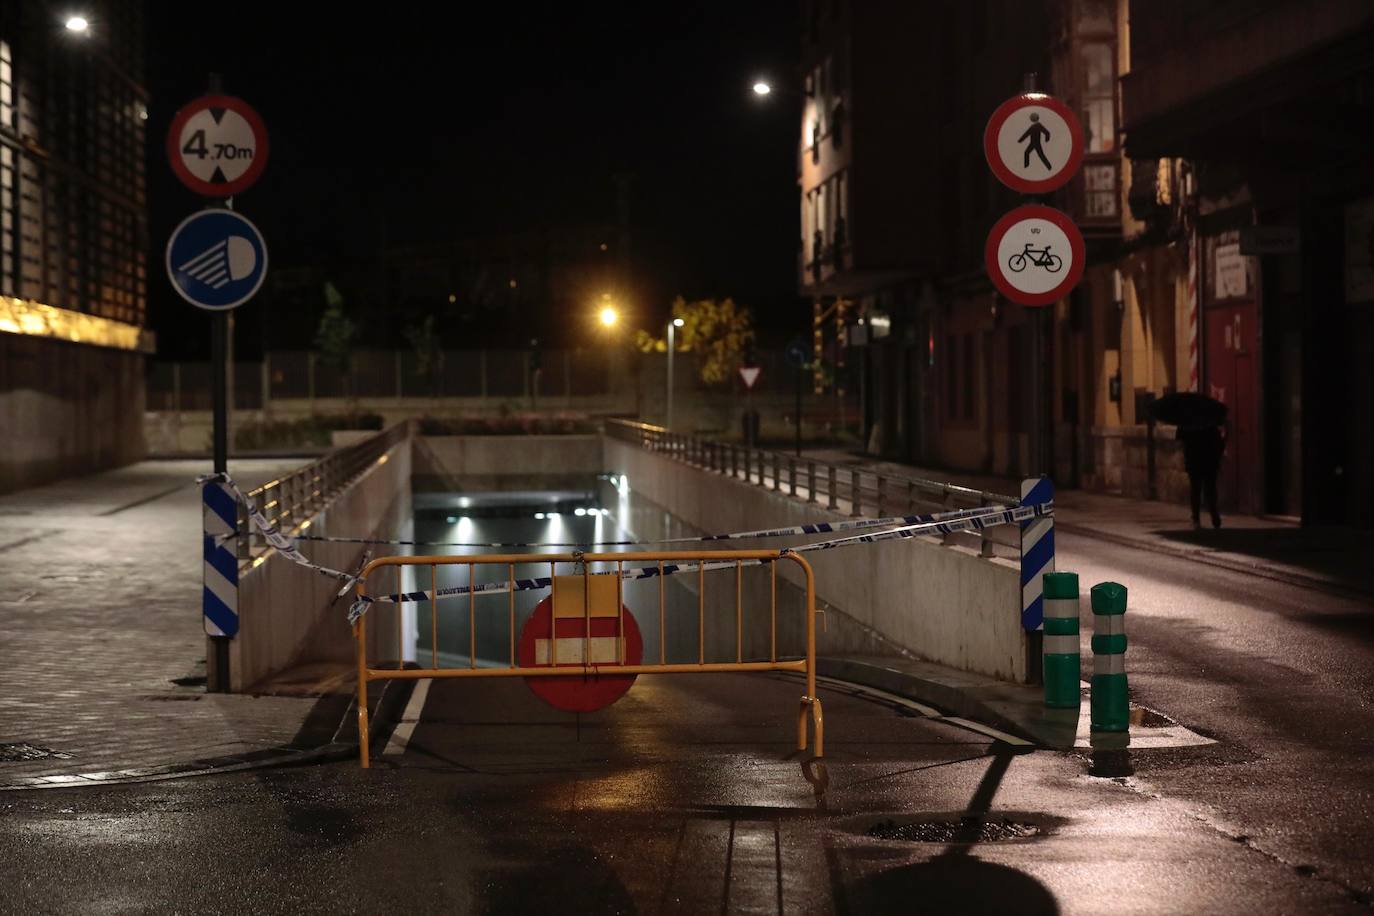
[985,204,1084,307]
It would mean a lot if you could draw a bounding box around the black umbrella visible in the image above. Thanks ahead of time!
[1149,391,1227,427]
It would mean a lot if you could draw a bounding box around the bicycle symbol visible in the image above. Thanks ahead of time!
[1007,243,1063,274]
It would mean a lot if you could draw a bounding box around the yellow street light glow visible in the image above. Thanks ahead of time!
[65,15,89,32]
[599,306,619,328]
[673,317,685,327]
[752,81,772,96]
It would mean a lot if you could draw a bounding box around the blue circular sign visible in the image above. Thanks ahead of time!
[165,209,268,311]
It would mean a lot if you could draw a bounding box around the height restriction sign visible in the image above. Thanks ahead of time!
[985,205,1084,307]
[167,95,269,197]
[983,93,1083,194]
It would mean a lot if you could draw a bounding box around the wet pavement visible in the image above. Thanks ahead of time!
[0,459,333,786]
[0,672,1365,914]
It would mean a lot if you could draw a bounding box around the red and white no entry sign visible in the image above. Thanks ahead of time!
[985,205,1085,307]
[518,587,643,713]
[983,93,1083,195]
[167,94,269,197]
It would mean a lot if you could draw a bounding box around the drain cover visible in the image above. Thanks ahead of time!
[0,743,74,762]
[867,817,1040,843]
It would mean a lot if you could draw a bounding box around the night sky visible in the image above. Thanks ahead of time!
[145,3,802,359]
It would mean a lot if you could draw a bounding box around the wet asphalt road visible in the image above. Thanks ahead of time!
[1056,529,1374,908]
[2,531,1372,914]
[2,665,1368,915]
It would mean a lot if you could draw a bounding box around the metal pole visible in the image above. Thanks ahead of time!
[666,321,675,430]
[795,365,803,456]
[209,311,230,693]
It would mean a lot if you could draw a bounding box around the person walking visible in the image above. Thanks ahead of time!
[1178,423,1225,529]
[1018,113,1053,170]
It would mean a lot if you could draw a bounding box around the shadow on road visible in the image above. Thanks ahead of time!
[845,748,1059,915]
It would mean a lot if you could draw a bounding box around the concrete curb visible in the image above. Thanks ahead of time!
[818,657,1079,750]
[0,678,413,791]
[1054,521,1373,601]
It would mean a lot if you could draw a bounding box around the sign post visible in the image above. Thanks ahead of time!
[785,337,809,456]
[168,91,269,693]
[739,364,762,448]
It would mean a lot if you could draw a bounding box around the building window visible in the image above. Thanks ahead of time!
[1084,162,1118,219]
[1080,42,1116,153]
[0,42,12,131]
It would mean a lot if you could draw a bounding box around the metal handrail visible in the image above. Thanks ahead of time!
[237,420,412,561]
[603,418,1019,522]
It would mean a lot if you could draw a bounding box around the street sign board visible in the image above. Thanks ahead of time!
[518,584,643,713]
[785,338,809,369]
[166,209,268,311]
[167,94,269,197]
[984,93,1083,194]
[1239,225,1300,256]
[739,366,762,390]
[985,205,1085,306]
[202,479,239,638]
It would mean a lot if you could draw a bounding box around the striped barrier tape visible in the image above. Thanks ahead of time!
[193,473,1053,629]
[196,473,360,588]
[270,503,1026,549]
[344,502,1052,623]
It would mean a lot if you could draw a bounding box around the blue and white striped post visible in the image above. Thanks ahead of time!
[1020,476,1055,634]
[202,480,240,640]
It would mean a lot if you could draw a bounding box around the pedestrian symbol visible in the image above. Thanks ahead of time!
[165,209,268,311]
[1020,113,1052,170]
[984,93,1083,194]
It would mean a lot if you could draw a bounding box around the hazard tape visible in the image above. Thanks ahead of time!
[344,503,1051,624]
[277,502,1024,549]
[195,472,1051,628]
[197,473,363,592]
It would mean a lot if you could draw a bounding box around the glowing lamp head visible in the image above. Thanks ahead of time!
[752,81,772,97]
[598,307,618,328]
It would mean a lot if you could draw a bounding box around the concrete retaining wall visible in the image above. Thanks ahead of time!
[413,435,604,490]
[604,438,1028,682]
[231,437,412,692]
[1,334,145,494]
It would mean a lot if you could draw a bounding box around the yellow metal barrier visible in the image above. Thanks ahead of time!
[352,550,824,767]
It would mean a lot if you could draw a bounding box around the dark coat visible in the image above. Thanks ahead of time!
[1177,425,1225,476]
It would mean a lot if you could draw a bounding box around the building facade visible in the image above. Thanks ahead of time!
[800,0,1374,526]
[0,0,150,493]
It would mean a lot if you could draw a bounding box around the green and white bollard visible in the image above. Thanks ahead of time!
[1090,582,1129,733]
[1042,572,1080,709]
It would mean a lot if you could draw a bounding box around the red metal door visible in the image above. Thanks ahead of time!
[1205,303,1259,513]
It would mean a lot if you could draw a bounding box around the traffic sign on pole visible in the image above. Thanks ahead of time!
[985,204,1085,307]
[518,587,644,713]
[739,366,762,390]
[983,93,1083,195]
[167,94,269,197]
[166,209,268,311]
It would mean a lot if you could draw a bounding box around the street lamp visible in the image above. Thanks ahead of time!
[752,80,772,97]
[666,316,684,429]
[64,15,89,34]
[598,306,618,328]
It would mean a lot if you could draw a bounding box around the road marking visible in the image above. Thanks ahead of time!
[383,678,432,756]
[940,716,1035,747]
[811,674,943,718]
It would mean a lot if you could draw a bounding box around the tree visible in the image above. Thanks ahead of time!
[405,314,443,396]
[314,281,357,408]
[636,296,754,386]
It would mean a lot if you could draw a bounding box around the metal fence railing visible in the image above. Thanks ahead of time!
[603,418,1022,552]
[237,420,411,561]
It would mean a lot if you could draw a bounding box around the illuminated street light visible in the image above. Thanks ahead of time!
[752,80,772,97]
[599,306,618,328]
[673,317,684,327]
[65,15,89,33]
